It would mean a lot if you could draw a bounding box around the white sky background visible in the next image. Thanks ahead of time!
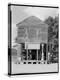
[11,6,58,47]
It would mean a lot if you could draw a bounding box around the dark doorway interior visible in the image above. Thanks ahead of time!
[28,50,37,60]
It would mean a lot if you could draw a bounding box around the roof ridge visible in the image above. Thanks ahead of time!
[16,16,42,26]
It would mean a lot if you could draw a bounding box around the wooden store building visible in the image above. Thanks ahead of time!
[16,16,48,64]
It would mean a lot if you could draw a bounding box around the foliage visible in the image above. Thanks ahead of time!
[44,16,59,63]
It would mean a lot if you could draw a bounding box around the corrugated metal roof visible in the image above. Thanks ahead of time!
[16,16,48,28]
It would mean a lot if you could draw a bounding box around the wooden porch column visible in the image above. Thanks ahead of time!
[27,49,28,60]
[26,43,28,60]
[41,44,44,62]
[37,49,38,61]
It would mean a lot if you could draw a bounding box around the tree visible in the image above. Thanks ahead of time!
[44,16,54,42]
[44,16,59,63]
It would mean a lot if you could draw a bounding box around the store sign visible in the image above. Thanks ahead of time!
[25,43,40,49]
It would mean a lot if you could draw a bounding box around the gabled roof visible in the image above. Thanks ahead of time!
[16,16,48,28]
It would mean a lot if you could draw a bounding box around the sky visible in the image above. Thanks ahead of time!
[11,6,58,47]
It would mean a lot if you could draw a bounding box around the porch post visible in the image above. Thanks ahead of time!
[26,43,28,60]
[17,44,21,62]
[41,44,44,61]
[41,44,44,63]
[37,49,38,61]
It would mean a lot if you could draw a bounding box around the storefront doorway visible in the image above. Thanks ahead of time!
[28,50,37,60]
[21,43,47,62]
